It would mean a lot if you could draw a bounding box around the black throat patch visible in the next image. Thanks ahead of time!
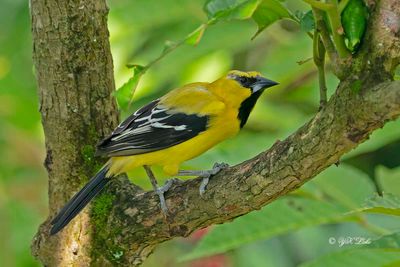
[237,91,263,128]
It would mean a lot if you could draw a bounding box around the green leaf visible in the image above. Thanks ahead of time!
[204,0,262,21]
[311,164,375,209]
[367,232,400,249]
[386,261,400,267]
[341,0,368,52]
[376,166,400,196]
[181,197,350,261]
[113,65,146,110]
[125,64,145,71]
[296,10,315,32]
[358,193,400,216]
[185,24,207,46]
[252,0,292,39]
[301,249,400,267]
[301,232,400,267]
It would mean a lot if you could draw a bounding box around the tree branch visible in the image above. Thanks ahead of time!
[312,8,342,76]
[326,0,351,58]
[313,31,328,109]
[303,0,335,11]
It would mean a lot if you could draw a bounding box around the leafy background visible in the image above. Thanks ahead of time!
[0,0,399,266]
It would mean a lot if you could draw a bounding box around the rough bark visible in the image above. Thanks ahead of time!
[30,0,118,266]
[31,0,400,266]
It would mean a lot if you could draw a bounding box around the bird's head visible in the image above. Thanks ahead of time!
[226,70,278,93]
[210,70,278,109]
[210,70,278,127]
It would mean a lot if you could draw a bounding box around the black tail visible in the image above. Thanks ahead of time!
[50,166,112,235]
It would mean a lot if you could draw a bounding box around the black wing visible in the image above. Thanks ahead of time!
[96,100,209,157]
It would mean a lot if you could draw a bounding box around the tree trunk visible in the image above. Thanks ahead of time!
[30,0,118,265]
[30,0,400,266]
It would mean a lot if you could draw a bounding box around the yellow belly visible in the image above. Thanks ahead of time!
[107,110,240,176]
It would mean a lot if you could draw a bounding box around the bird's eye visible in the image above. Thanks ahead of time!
[238,76,248,85]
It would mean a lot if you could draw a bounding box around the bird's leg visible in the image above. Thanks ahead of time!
[177,162,229,196]
[144,165,176,214]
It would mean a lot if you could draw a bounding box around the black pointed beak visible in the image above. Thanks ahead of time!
[252,77,279,93]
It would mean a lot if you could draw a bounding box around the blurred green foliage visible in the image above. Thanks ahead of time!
[0,0,399,266]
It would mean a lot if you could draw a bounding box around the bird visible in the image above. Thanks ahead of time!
[50,70,278,235]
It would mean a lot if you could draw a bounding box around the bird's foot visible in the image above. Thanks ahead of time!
[199,162,229,196]
[155,178,181,214]
[177,162,229,196]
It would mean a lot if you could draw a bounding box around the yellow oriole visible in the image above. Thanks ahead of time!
[50,70,278,235]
